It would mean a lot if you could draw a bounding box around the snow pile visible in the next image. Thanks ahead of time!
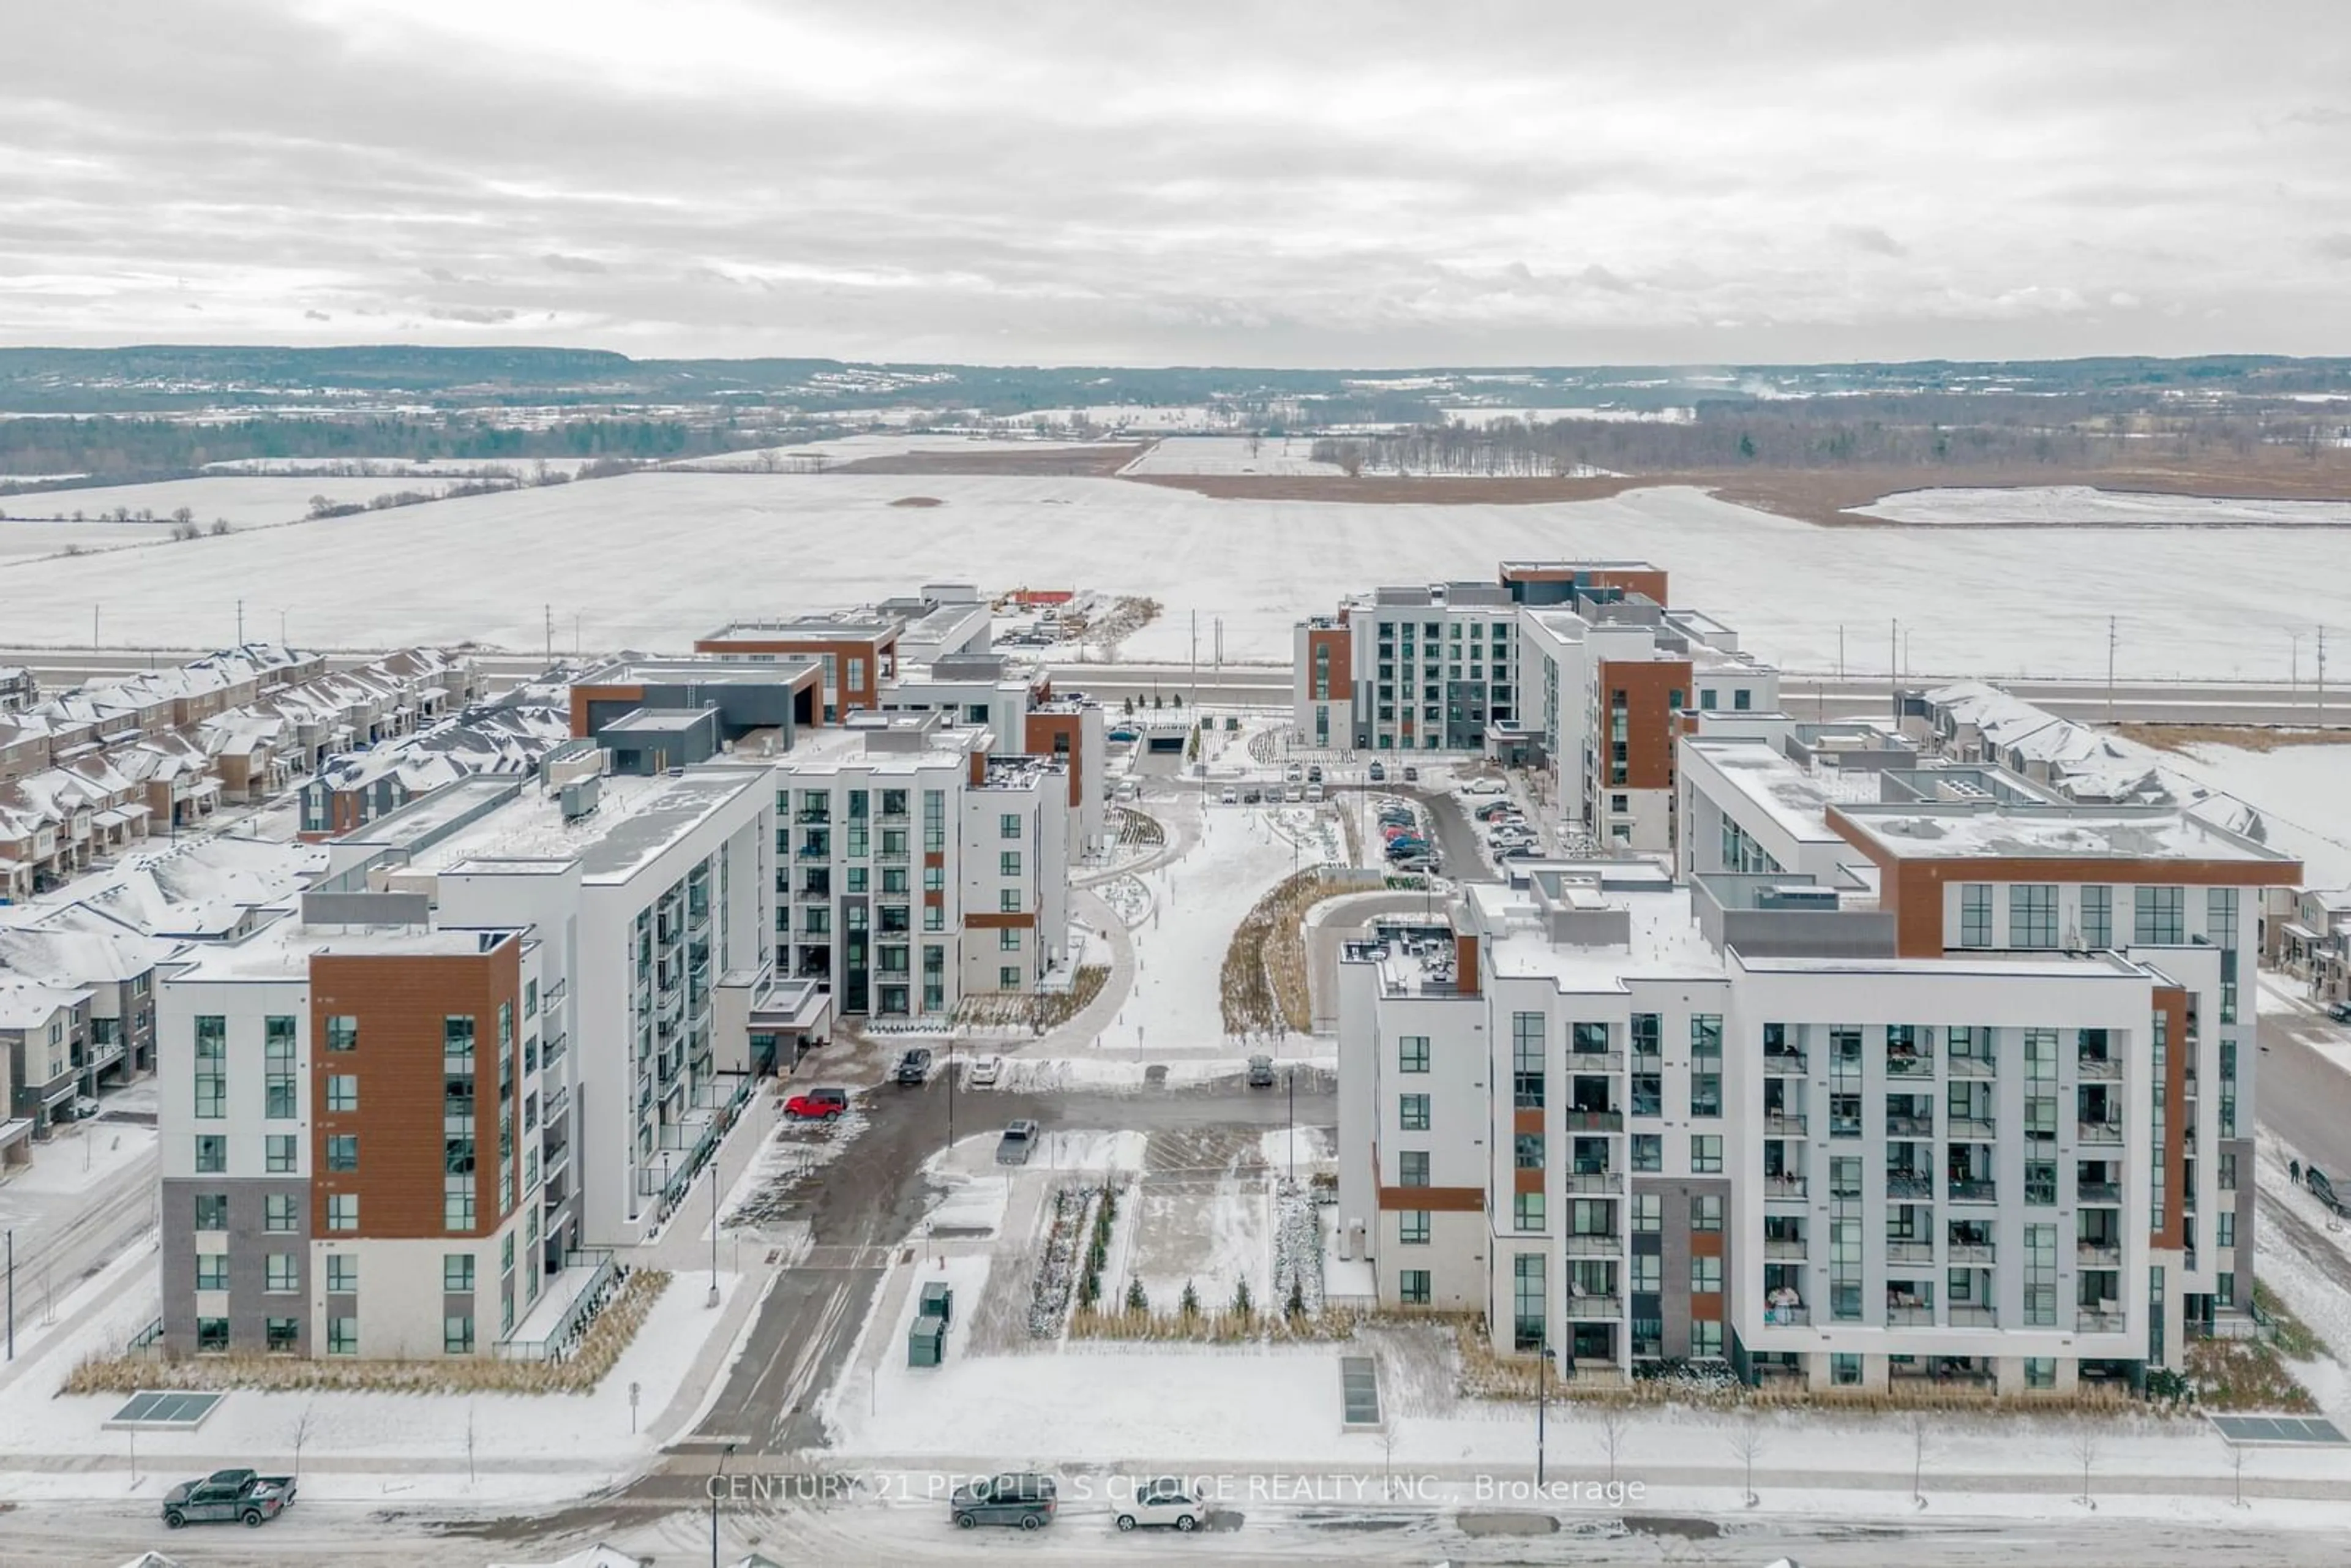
[1026,1185,1095,1337]
[1270,1180,1326,1315]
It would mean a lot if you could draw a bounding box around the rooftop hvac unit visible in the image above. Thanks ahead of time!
[560,775,601,822]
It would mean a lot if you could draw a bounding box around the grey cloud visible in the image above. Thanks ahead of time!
[2317,235,2351,261]
[541,253,607,274]
[430,306,517,324]
[1831,225,1907,258]
[304,309,330,320]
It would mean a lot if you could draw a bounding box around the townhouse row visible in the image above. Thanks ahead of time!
[1338,718,2297,1396]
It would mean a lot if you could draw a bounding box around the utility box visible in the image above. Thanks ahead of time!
[907,1315,945,1368]
[920,1281,954,1327]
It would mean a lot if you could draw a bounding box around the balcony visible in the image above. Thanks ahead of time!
[1569,1049,1626,1073]
[1886,1304,1935,1326]
[1764,1238,1808,1261]
[1948,1179,1998,1204]
[1632,1049,1663,1073]
[1949,1114,1996,1139]
[1884,1114,1931,1137]
[1764,1047,1808,1074]
[542,1082,571,1126]
[877,847,910,866]
[2077,1054,2122,1081]
[1949,1304,1998,1328]
[1946,1242,1995,1264]
[1948,1054,1996,1079]
[1886,1172,1934,1200]
[794,809,830,825]
[1563,1170,1622,1194]
[2078,1180,2122,1205]
[1564,1232,1622,1256]
[1764,1174,1809,1202]
[1563,1109,1624,1133]
[1764,1111,1808,1137]
[1762,1302,1810,1327]
[1885,1053,1935,1079]
[2075,1307,2126,1334]
[1886,1239,1933,1265]
[2077,1119,2124,1146]
[1565,1295,1623,1319]
[2077,1240,2123,1267]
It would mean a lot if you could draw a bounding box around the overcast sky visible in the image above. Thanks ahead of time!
[6,1,2351,366]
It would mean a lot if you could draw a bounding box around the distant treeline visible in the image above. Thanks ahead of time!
[0,416,751,481]
[1313,394,2351,476]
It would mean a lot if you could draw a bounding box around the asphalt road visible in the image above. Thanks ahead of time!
[2255,995,2351,1176]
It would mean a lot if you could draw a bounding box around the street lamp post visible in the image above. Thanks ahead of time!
[1536,1342,1552,1487]
[710,1440,737,1567]
[707,1148,721,1308]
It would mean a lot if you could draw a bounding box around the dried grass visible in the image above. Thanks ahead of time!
[63,1270,672,1397]
[2110,722,2351,754]
[1220,869,1363,1037]
[1068,1305,1361,1344]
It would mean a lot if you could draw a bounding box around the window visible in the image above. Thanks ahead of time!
[2217,1271,2237,1308]
[266,1134,297,1173]
[1398,1151,1431,1187]
[1398,1035,1430,1073]
[2081,885,2112,948]
[1630,1253,1662,1293]
[1630,1134,1662,1172]
[1699,687,1718,710]
[195,1255,228,1292]
[1690,1073,1722,1117]
[1691,1135,1723,1173]
[445,1315,476,1355]
[1399,1210,1431,1245]
[1514,1134,1545,1170]
[999,851,1022,878]
[326,1075,358,1112]
[1690,1256,1723,1294]
[1632,1193,1662,1232]
[2134,885,2184,944]
[327,1193,359,1232]
[265,1194,298,1232]
[924,905,943,931]
[1512,1253,1547,1352]
[999,926,1022,951]
[266,1253,298,1294]
[193,1014,226,1119]
[1690,1015,1723,1058]
[328,1255,358,1294]
[1512,1013,1547,1108]
[197,1318,231,1354]
[327,1134,358,1172]
[444,1013,475,1062]
[266,1317,300,1354]
[1398,1269,1431,1305]
[1692,1194,1723,1232]
[443,1253,476,1292]
[193,1135,226,1174]
[1399,1094,1430,1131]
[2216,1210,2236,1249]
[1733,688,1752,712]
[2025,1223,2056,1325]
[1513,1192,1547,1231]
[999,812,1022,839]
[1959,885,1992,947]
[998,888,1021,912]
[2010,884,2058,948]
[2025,1356,2056,1390]
[1831,1353,1862,1386]
[446,1190,476,1232]
[2025,1160,2057,1206]
[1629,1013,1661,1056]
[194,1193,228,1231]
[259,1014,298,1117]
[327,1316,358,1356]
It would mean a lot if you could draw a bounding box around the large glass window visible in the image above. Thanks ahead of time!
[1959,884,1992,947]
[2010,885,2058,948]
[2080,885,2112,948]
[193,1015,226,1119]
[1398,1151,1430,1187]
[1512,1013,1546,1108]
[1399,1094,1430,1131]
[1398,1035,1430,1073]
[1512,1253,1547,1352]
[1398,1211,1430,1245]
[2134,885,2184,944]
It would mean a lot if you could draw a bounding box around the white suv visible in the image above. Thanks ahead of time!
[1115,1477,1205,1532]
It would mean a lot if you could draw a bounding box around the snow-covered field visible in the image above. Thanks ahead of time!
[1120,435,1344,476]
[3,471,2350,680]
[1856,485,2351,528]
[0,476,458,528]
[201,457,604,478]
[668,432,1119,470]
[1442,404,1695,426]
[0,517,178,557]
[2157,742,2351,887]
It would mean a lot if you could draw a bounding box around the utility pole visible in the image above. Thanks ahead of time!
[2319,628,2328,727]
[92,605,99,649]
[6,1229,12,1360]
[235,598,244,646]
[707,1147,721,1309]
[1837,625,1845,681]
[546,604,553,663]
[1890,618,1899,718]
[2106,616,2117,726]
[1535,1339,1548,1486]
[1189,610,1198,707]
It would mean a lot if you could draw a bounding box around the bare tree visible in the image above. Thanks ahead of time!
[1379,1424,1401,1499]
[171,506,194,527]
[290,1400,315,1474]
[1726,1416,1765,1506]
[1910,1412,1930,1507]
[1594,1405,1633,1485]
[2071,1425,2098,1508]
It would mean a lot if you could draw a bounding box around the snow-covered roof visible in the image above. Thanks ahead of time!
[0,977,91,1028]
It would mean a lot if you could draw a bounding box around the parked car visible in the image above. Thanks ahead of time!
[1461,778,1507,796]
[1284,765,1303,782]
[1107,727,1140,743]
[1390,856,1433,875]
[996,1119,1040,1165]
[1283,786,1304,803]
[1304,784,1325,801]
[1367,762,1386,782]
[1381,824,1417,842]
[1306,765,1324,784]
[951,1472,1059,1530]
[2330,1000,2351,1024]
[1116,1476,1207,1532]
[1474,800,1518,822]
[1402,765,1419,781]
[784,1086,849,1120]
[1219,787,1239,805]
[1241,787,1264,804]
[966,1055,1003,1088]
[1246,1054,1277,1087]
[895,1048,934,1085]
[162,1469,296,1530]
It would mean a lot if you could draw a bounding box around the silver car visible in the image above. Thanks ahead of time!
[996,1119,1040,1164]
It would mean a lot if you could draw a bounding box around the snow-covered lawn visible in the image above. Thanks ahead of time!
[1857,486,2351,528]
[0,476,459,528]
[0,1120,153,1203]
[1120,435,1343,476]
[0,517,177,557]
[2157,741,2351,888]
[5,473,2349,681]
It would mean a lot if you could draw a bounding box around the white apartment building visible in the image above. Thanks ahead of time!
[1296,582,1523,752]
[774,712,1071,1020]
[1337,738,2297,1395]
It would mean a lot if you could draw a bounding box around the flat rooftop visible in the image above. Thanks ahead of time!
[1685,738,1871,845]
[1736,948,2152,981]
[1830,801,2301,870]
[172,921,522,982]
[408,765,768,885]
[697,618,897,643]
[577,656,819,687]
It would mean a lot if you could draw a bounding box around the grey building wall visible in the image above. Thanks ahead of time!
[1635,1174,1734,1360]
[161,1177,310,1356]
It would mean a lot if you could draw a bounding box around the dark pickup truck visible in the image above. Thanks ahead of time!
[162,1468,297,1529]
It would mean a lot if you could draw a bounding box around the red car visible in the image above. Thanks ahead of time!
[784,1086,850,1120]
